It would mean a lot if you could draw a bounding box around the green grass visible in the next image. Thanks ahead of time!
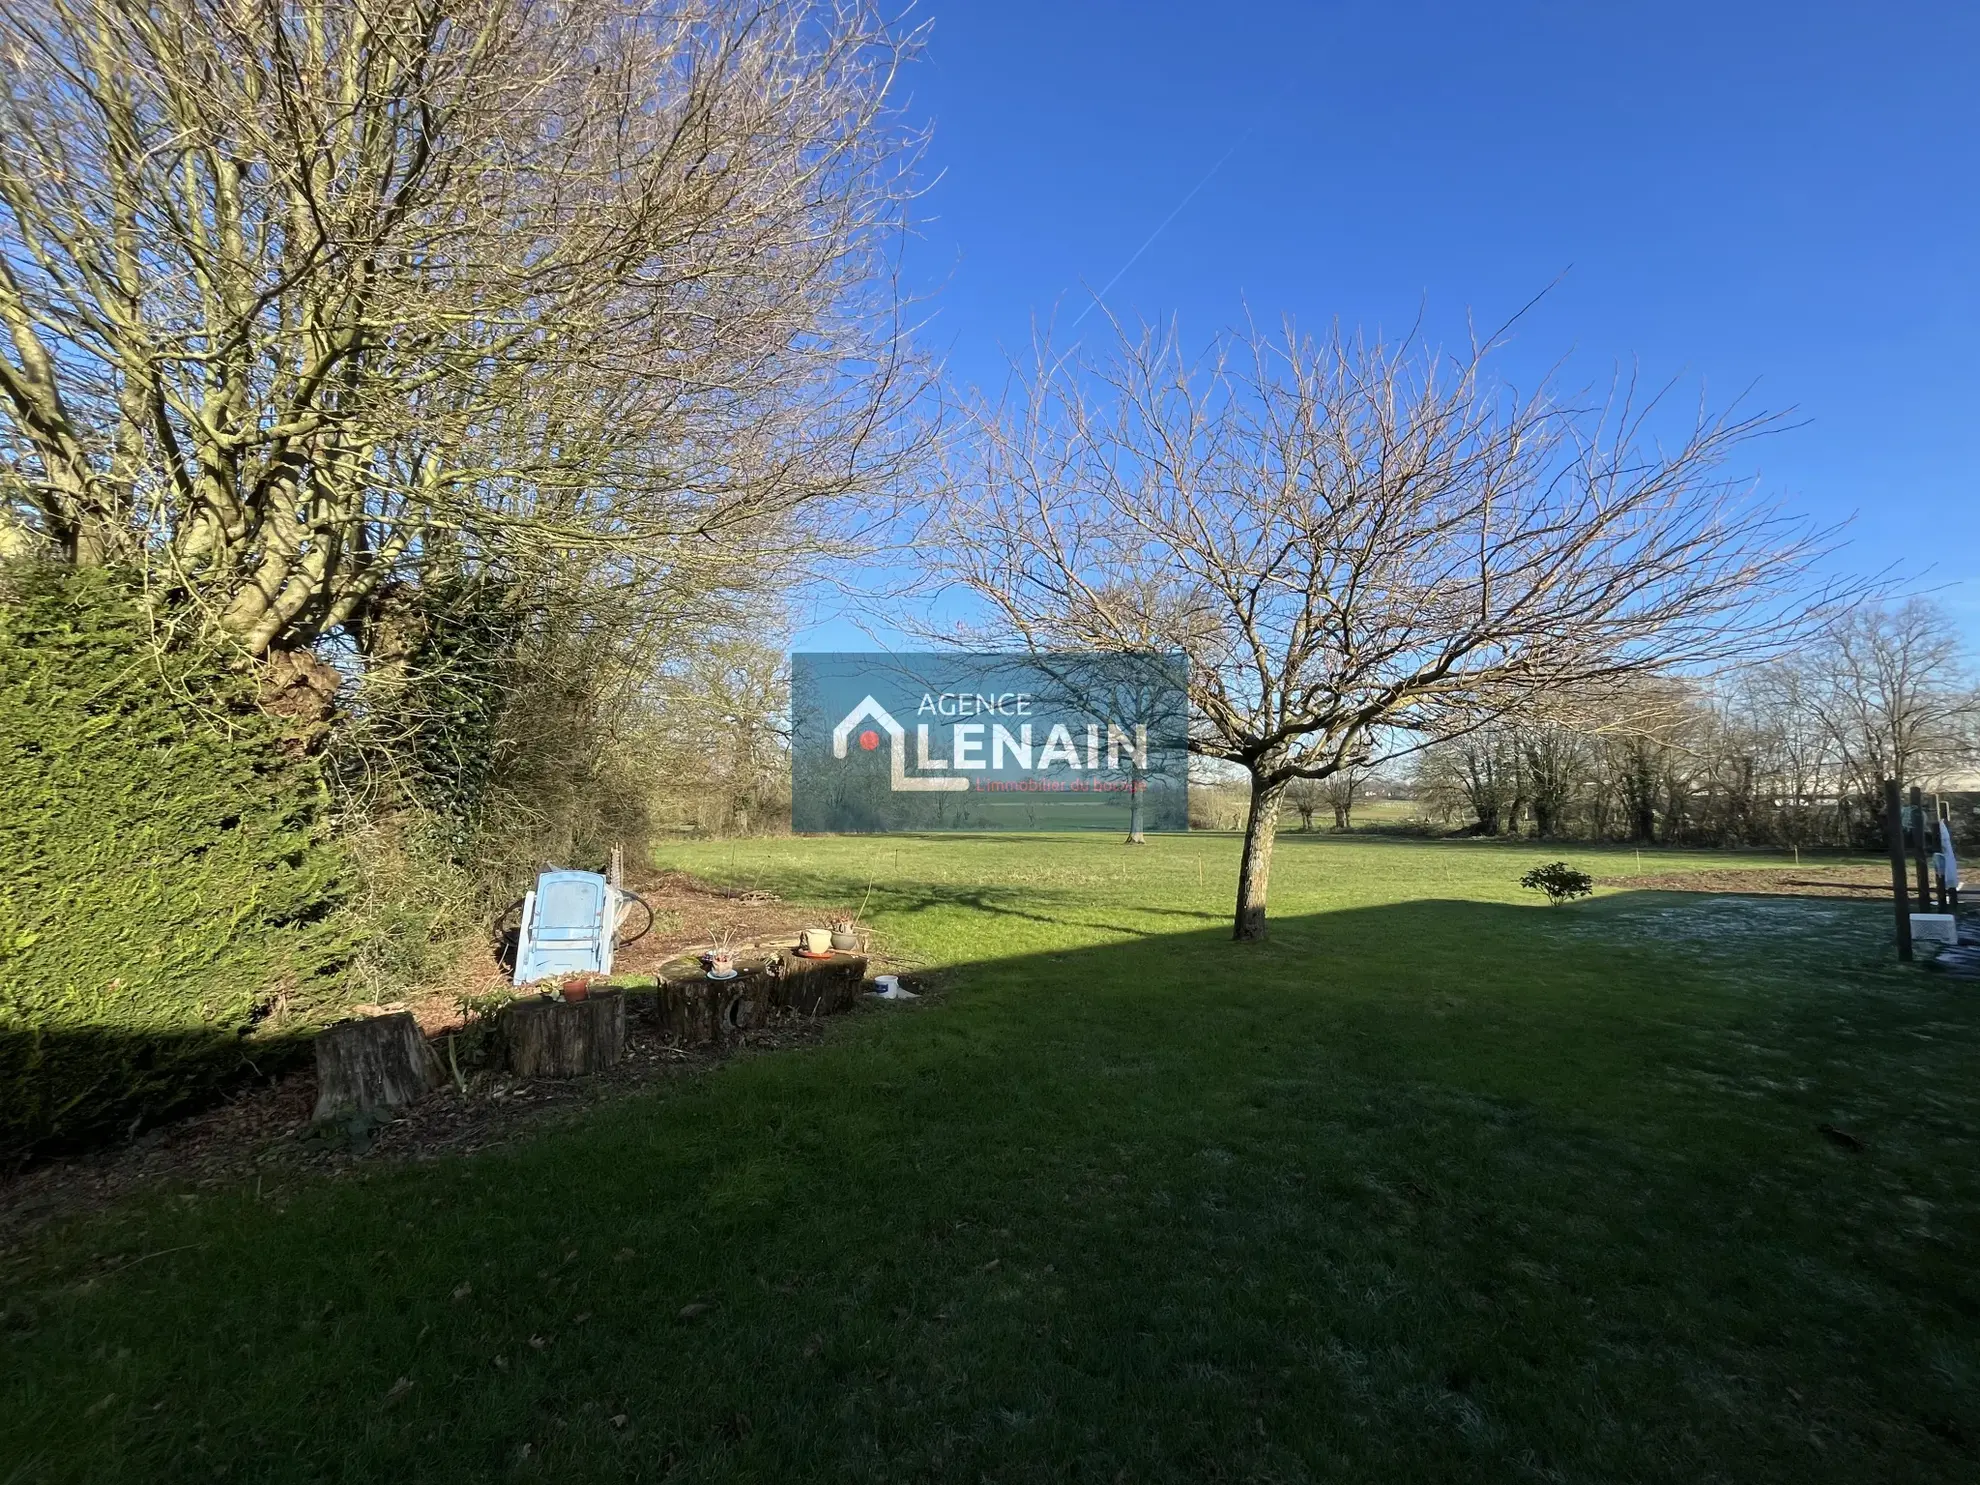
[2,833,1976,1483]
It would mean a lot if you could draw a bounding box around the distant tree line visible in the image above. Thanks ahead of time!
[1413,599,1979,847]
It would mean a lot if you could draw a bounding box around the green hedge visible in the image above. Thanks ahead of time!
[0,565,352,1158]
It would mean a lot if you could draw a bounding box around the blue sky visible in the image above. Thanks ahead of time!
[799,1,1979,647]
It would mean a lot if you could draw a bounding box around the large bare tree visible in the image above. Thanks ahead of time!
[1801,599,1979,806]
[0,0,923,671]
[940,316,1838,940]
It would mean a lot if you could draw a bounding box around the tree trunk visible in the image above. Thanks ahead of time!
[1233,774,1286,941]
[258,649,343,757]
[313,1012,439,1121]
[1126,771,1146,844]
[504,992,626,1077]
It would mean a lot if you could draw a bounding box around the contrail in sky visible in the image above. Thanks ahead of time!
[1070,129,1254,329]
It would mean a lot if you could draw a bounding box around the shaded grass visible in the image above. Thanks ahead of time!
[0,834,1974,1482]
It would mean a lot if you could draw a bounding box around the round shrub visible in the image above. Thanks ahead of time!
[1520,861,1594,906]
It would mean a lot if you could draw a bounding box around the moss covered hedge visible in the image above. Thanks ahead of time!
[0,566,352,1158]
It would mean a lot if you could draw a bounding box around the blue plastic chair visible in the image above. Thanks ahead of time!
[513,869,616,985]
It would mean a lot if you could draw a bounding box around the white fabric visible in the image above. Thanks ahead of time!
[1941,819,1961,892]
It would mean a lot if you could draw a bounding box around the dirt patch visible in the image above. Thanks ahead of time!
[1600,865,1894,900]
[0,872,900,1244]
[337,870,863,1037]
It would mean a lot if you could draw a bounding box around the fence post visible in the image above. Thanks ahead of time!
[1886,779,1913,963]
[1910,785,1932,912]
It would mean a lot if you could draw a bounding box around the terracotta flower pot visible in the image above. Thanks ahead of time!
[561,978,591,1003]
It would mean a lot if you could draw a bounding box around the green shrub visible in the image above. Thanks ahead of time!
[0,565,352,1157]
[1520,861,1595,905]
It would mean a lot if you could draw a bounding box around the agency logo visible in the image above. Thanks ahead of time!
[792,652,1188,833]
[830,695,966,791]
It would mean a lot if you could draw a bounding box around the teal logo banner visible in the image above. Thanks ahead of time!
[791,652,1189,833]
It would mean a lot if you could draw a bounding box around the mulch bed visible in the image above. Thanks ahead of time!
[0,871,904,1243]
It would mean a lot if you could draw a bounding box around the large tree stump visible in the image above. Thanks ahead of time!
[313,1012,439,1121]
[504,992,626,1078]
[780,952,867,1015]
[651,970,770,1044]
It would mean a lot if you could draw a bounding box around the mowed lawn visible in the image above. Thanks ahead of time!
[3,833,1977,1483]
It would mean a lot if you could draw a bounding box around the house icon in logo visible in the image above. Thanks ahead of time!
[831,695,967,792]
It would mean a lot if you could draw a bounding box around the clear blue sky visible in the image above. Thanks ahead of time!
[800,0,1979,648]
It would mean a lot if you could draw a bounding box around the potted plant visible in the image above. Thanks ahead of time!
[829,916,859,952]
[706,930,739,980]
[560,975,592,1003]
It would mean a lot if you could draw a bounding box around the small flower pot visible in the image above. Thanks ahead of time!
[561,978,591,1003]
[707,953,737,980]
[829,927,859,952]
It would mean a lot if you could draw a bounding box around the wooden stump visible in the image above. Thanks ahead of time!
[780,952,867,1015]
[313,1012,439,1121]
[504,991,626,1078]
[644,956,866,1045]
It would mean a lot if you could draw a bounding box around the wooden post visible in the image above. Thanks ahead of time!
[504,992,626,1078]
[1886,779,1913,962]
[1910,785,1932,912]
[313,1012,440,1121]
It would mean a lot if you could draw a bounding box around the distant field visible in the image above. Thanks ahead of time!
[2,833,1974,1483]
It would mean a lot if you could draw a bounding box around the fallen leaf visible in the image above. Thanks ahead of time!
[574,1312,591,1324]
[677,1301,714,1322]
[493,1355,508,1370]
[529,1335,547,1349]
[452,1283,472,1301]
[611,1414,628,1429]
[85,1393,116,1417]
[382,1377,414,1405]
[981,1258,1001,1273]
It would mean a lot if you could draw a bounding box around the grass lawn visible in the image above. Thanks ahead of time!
[2,833,1976,1482]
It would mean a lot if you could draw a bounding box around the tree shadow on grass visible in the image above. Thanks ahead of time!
[1,1022,317,1169]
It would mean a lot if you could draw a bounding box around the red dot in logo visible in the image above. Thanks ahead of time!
[858,729,881,751]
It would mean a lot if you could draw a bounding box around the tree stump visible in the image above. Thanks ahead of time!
[313,1012,439,1121]
[504,992,626,1078]
[780,951,867,1015]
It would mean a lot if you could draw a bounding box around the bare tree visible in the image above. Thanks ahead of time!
[0,0,924,685]
[1283,776,1324,831]
[1803,600,1979,809]
[1519,726,1585,839]
[1417,727,1522,835]
[1729,660,1840,845]
[940,316,1836,939]
[1322,762,1368,830]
